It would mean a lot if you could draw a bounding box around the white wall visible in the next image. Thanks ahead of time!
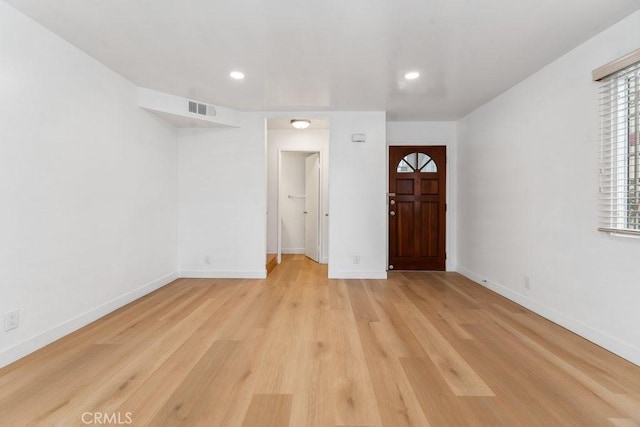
[0,2,178,368]
[177,115,267,278]
[458,10,640,365]
[266,128,329,261]
[329,112,387,279]
[280,153,307,253]
[181,111,386,280]
[181,111,386,279]
[387,121,458,270]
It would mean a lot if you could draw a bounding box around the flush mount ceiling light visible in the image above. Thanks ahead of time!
[404,71,420,80]
[229,71,245,80]
[291,119,311,129]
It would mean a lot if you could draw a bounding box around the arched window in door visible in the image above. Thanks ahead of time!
[396,152,438,173]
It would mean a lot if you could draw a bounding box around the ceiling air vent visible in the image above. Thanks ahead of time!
[188,100,216,117]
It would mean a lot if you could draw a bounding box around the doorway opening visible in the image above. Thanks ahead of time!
[278,151,321,263]
[265,118,330,275]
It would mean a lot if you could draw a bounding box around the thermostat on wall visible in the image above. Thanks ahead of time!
[351,133,366,143]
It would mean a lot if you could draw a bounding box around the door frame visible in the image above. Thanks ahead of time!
[277,149,323,264]
[386,145,448,271]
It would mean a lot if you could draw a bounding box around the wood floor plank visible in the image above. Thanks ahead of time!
[459,321,617,425]
[345,279,379,322]
[328,279,350,310]
[331,309,383,426]
[356,320,431,427]
[408,294,475,343]
[287,340,333,427]
[252,282,289,329]
[148,340,241,426]
[397,302,495,397]
[365,282,426,358]
[201,328,266,427]
[405,276,476,340]
[242,394,293,427]
[2,256,640,426]
[399,356,481,426]
[250,281,307,394]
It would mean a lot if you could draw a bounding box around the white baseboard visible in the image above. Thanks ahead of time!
[179,270,267,279]
[281,248,305,254]
[328,270,388,279]
[457,266,640,367]
[0,272,178,369]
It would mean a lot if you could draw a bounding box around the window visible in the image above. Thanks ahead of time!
[396,152,437,173]
[599,61,640,234]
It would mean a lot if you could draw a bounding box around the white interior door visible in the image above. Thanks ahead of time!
[304,153,320,262]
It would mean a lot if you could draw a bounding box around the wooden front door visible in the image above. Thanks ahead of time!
[389,146,446,271]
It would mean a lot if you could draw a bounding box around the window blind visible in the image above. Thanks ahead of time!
[599,61,640,235]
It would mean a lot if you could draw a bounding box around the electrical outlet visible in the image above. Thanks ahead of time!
[5,310,19,332]
[524,275,531,290]
[204,256,211,265]
[353,255,360,264]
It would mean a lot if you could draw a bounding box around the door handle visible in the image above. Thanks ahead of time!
[303,211,308,214]
[390,211,395,216]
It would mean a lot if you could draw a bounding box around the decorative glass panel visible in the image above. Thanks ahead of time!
[403,153,417,169]
[397,152,438,173]
[397,159,414,173]
[417,153,429,170]
[420,158,437,173]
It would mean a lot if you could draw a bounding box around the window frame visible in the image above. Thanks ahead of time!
[598,62,640,235]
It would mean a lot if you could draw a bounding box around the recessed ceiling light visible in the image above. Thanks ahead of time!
[291,119,311,129]
[404,71,420,80]
[230,71,245,80]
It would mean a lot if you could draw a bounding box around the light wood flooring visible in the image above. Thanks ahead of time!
[2,255,640,426]
[267,253,278,275]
